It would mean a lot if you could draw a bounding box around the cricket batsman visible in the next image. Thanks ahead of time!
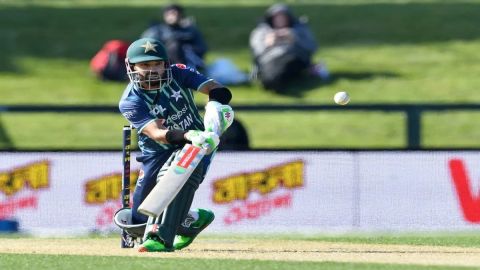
[114,38,234,252]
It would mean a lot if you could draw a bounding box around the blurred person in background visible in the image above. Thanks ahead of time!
[249,3,329,93]
[141,4,208,71]
[90,40,129,81]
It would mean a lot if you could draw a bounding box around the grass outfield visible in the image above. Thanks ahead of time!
[0,255,475,270]
[1,234,480,270]
[2,1,480,149]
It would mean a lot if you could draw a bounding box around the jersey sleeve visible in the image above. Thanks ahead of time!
[171,64,213,91]
[119,98,155,132]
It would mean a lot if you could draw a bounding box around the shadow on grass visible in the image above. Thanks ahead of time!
[330,71,398,81]
[0,119,13,150]
[1,2,480,72]
[270,71,398,97]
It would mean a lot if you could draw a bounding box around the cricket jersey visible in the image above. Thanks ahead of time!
[119,64,213,155]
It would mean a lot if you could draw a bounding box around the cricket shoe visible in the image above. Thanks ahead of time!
[138,235,174,252]
[173,208,215,250]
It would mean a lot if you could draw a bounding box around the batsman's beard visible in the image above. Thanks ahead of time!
[140,72,162,90]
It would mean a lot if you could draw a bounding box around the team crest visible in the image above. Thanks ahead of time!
[171,90,183,102]
[140,41,158,53]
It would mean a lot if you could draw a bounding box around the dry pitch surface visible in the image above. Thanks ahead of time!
[1,238,480,267]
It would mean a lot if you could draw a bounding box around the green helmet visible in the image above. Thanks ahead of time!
[125,38,172,90]
[126,38,168,64]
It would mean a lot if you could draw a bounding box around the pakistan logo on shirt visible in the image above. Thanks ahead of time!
[171,90,183,102]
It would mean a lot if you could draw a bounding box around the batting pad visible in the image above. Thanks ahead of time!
[138,144,206,217]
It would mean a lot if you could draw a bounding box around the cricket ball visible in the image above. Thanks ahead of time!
[334,91,350,105]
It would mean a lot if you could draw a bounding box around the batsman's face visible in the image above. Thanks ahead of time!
[133,61,166,90]
[134,61,165,75]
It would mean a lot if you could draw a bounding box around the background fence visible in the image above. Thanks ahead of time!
[2,103,480,149]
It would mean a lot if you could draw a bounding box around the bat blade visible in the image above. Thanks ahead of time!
[138,144,206,217]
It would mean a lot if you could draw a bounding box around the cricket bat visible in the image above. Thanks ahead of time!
[138,144,206,217]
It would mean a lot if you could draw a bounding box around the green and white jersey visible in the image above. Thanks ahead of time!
[119,64,213,156]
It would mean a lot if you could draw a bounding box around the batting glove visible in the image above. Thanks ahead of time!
[185,130,220,155]
[204,101,234,137]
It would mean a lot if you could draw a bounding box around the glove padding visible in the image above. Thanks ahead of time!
[185,130,220,155]
[204,101,234,136]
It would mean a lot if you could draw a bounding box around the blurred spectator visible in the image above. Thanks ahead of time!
[206,58,249,86]
[249,4,329,92]
[90,40,129,81]
[141,4,208,71]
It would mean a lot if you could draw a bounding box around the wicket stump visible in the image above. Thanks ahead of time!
[121,125,134,248]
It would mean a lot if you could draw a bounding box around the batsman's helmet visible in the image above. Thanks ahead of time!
[125,38,172,90]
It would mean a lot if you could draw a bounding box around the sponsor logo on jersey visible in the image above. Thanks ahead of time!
[167,105,188,121]
[122,111,135,120]
[149,105,166,117]
[165,105,195,130]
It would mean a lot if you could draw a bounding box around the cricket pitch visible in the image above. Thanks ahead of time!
[1,238,480,267]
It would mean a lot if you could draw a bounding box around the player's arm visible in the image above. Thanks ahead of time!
[176,64,230,102]
[174,66,233,135]
[120,94,218,148]
[198,81,234,136]
[198,80,227,95]
[142,120,191,145]
[120,99,171,142]
[142,119,219,153]
[141,119,171,144]
[198,81,232,104]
